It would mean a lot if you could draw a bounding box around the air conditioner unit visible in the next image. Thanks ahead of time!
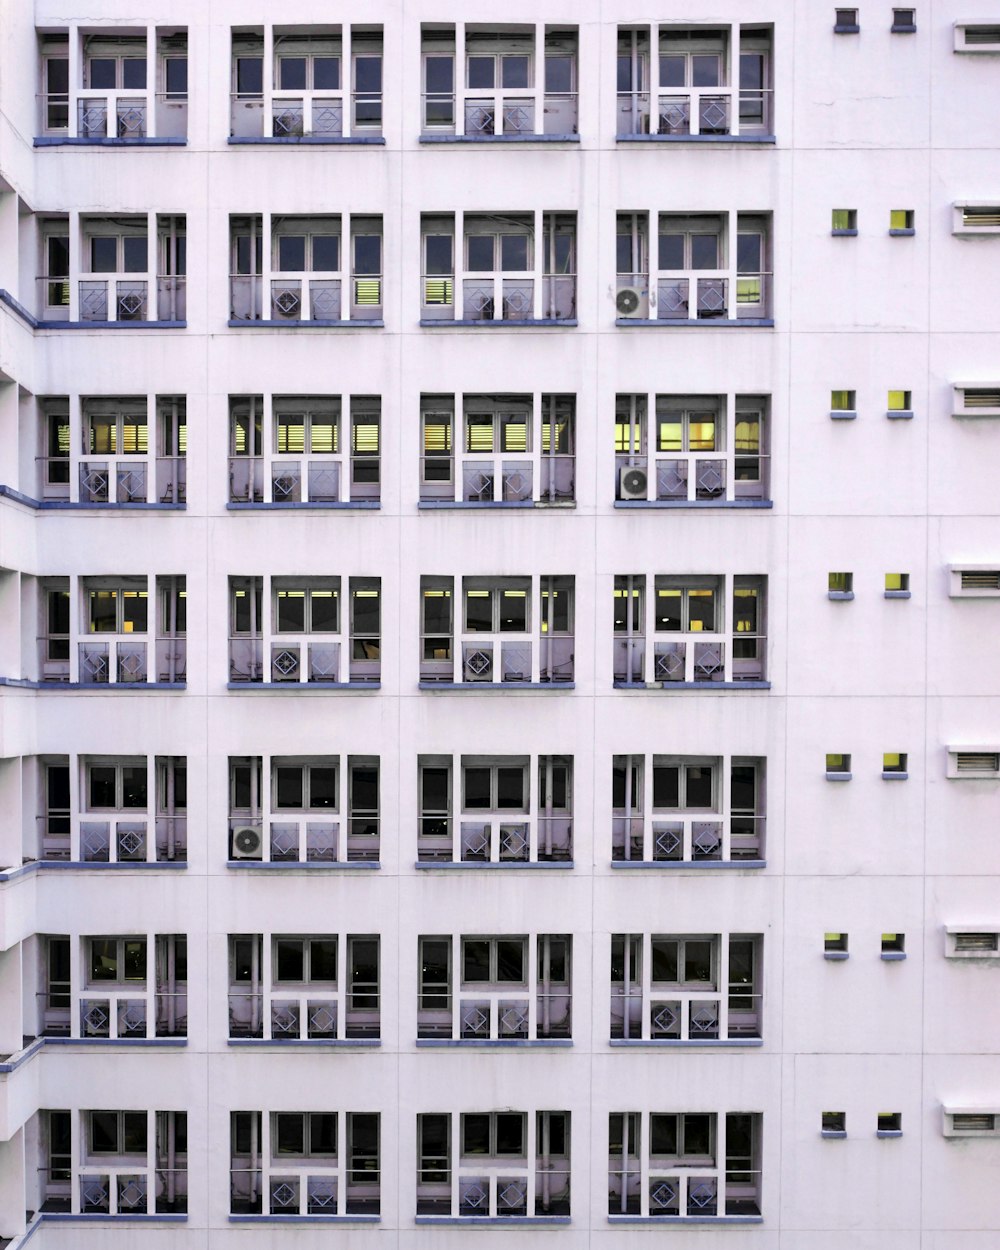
[231,826,263,859]
[619,465,648,500]
[616,286,647,318]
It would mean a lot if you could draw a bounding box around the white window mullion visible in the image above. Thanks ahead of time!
[640,933,652,1040]
[255,753,267,863]
[449,935,459,1038]
[532,208,542,320]
[525,1111,538,1220]
[145,755,156,862]
[723,572,734,682]
[342,26,352,139]
[67,392,82,502]
[67,25,81,138]
[534,23,544,129]
[728,24,739,136]
[721,753,733,861]
[641,753,654,861]
[649,24,661,135]
[638,1113,649,1217]
[68,574,81,684]
[68,210,81,323]
[449,1113,460,1216]
[530,392,543,505]
[336,929,348,1038]
[145,25,158,137]
[261,212,273,323]
[455,211,465,322]
[726,210,737,321]
[262,26,274,137]
[527,930,539,1038]
[724,391,736,501]
[260,933,273,1037]
[337,753,348,865]
[69,934,83,1038]
[455,23,466,136]
[718,935,731,1040]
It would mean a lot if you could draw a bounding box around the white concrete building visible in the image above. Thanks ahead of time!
[0,1,999,1246]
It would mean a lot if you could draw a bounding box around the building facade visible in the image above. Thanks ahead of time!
[1,1,999,1246]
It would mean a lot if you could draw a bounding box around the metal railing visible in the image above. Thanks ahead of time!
[612,813,764,863]
[79,639,148,684]
[617,87,773,137]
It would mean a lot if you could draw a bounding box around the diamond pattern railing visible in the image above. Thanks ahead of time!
[116,100,147,138]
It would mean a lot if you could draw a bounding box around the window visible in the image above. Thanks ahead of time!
[273,1112,337,1158]
[891,9,916,33]
[828,572,854,598]
[274,584,339,634]
[609,1110,761,1218]
[87,760,147,810]
[87,581,148,634]
[877,1113,902,1136]
[882,753,908,777]
[824,932,849,956]
[42,50,69,130]
[825,753,851,777]
[88,1110,148,1157]
[88,937,147,984]
[834,9,860,33]
[885,573,910,597]
[85,43,147,90]
[821,1112,846,1136]
[887,389,912,416]
[881,932,905,955]
[830,389,856,417]
[831,209,857,234]
[890,209,915,232]
[273,763,338,809]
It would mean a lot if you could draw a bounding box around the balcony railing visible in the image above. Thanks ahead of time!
[617,87,773,137]
[612,814,765,864]
[611,986,761,1042]
[615,453,769,504]
[228,986,378,1040]
[77,95,148,139]
[418,815,571,864]
[272,97,344,138]
[79,639,147,684]
[79,278,147,322]
[228,815,380,863]
[270,640,341,683]
[423,91,578,137]
[614,635,766,684]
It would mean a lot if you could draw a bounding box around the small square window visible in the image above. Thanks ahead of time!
[882,752,907,777]
[828,572,854,599]
[884,573,910,598]
[887,390,910,410]
[825,932,849,954]
[826,753,851,776]
[877,1112,902,1135]
[831,209,858,234]
[835,9,860,33]
[881,932,906,954]
[891,9,916,33]
[890,209,915,233]
[830,389,856,419]
[822,1111,846,1135]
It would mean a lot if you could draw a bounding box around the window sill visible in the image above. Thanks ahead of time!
[32,1214,189,1224]
[613,499,772,510]
[34,136,186,147]
[617,133,776,145]
[884,590,911,599]
[881,951,907,960]
[608,1215,763,1225]
[825,771,853,781]
[226,681,380,691]
[615,318,774,328]
[418,500,575,510]
[228,135,385,145]
[227,319,383,329]
[828,591,855,601]
[882,771,909,780]
[418,681,575,691]
[0,860,186,881]
[416,1216,571,1226]
[414,860,573,871]
[416,1038,573,1048]
[0,487,186,512]
[227,501,380,511]
[420,133,580,144]
[824,951,850,961]
[831,228,859,237]
[876,1130,903,1138]
[830,410,857,420]
[0,1035,186,1072]
[821,1129,848,1139]
[0,678,187,691]
[889,227,916,236]
[610,1037,763,1048]
[612,680,771,691]
[419,318,578,329]
[891,24,917,33]
[228,1037,380,1048]
[41,320,187,330]
[226,860,379,870]
[887,409,914,420]
[230,1215,381,1224]
[610,859,766,870]
[834,24,861,33]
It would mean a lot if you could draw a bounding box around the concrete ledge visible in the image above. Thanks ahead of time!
[610,1037,763,1048]
[0,487,184,511]
[226,501,380,511]
[884,590,911,599]
[830,410,858,420]
[608,1215,762,1224]
[418,682,574,692]
[226,860,379,870]
[881,951,907,961]
[37,320,186,330]
[613,499,772,510]
[825,771,853,781]
[882,771,909,780]
[886,409,914,420]
[420,134,579,144]
[230,1214,380,1223]
[227,319,383,329]
[889,227,916,235]
[612,681,770,691]
[615,318,774,328]
[418,501,563,510]
[414,861,572,870]
[824,951,850,961]
[821,1129,848,1139]
[226,682,380,691]
[827,591,855,601]
[0,678,186,691]
[229,1038,380,1048]
[420,319,577,328]
[617,134,775,144]
[610,860,765,870]
[0,861,186,881]
[228,136,385,146]
[416,1038,572,1048]
[34,136,186,147]
[831,228,859,237]
[416,1216,571,1225]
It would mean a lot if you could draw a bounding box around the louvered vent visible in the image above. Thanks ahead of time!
[954,932,1000,952]
[960,571,1000,590]
[953,1113,997,1132]
[962,207,1000,227]
[963,388,1000,409]
[955,752,1000,772]
[965,26,1000,45]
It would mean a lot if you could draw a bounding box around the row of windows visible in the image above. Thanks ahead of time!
[32,1108,766,1221]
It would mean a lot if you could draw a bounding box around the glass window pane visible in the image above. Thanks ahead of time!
[311,938,338,981]
[122,589,146,633]
[90,237,117,273]
[686,765,714,807]
[310,589,339,632]
[651,939,679,983]
[89,766,117,808]
[123,940,146,980]
[545,56,572,92]
[692,55,720,87]
[165,58,187,95]
[309,767,338,808]
[48,236,70,277]
[90,589,118,632]
[495,1114,524,1155]
[691,234,718,270]
[684,940,714,983]
[652,765,679,808]
[353,235,381,275]
[278,236,306,272]
[737,234,762,273]
[502,56,529,88]
[310,1114,337,1155]
[688,418,716,451]
[425,235,453,275]
[684,1114,713,1159]
[501,234,529,271]
[120,766,147,808]
[275,767,304,808]
[657,418,682,452]
[276,589,306,632]
[90,938,118,980]
[467,236,494,272]
[462,1113,490,1154]
[47,58,69,94]
[314,57,340,89]
[465,412,494,452]
[650,1114,677,1156]
[122,236,147,273]
[237,57,263,94]
[464,589,493,632]
[122,58,147,89]
[655,589,682,631]
[463,766,491,809]
[688,589,715,631]
[312,235,339,272]
[426,56,454,93]
[462,940,491,982]
[423,589,452,633]
[467,57,495,88]
[658,233,684,270]
[275,939,305,981]
[354,56,382,92]
[88,59,116,89]
[422,766,450,811]
[275,1114,305,1155]
[498,589,527,631]
[660,55,685,86]
[279,57,307,89]
[496,940,525,983]
[496,766,525,809]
